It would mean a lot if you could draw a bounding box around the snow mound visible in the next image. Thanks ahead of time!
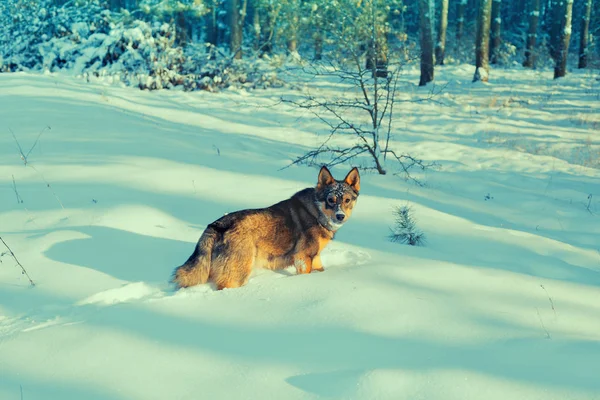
[321,246,372,269]
[76,281,163,306]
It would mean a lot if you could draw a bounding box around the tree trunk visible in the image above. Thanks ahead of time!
[259,6,274,56]
[366,4,389,78]
[489,0,502,64]
[553,0,573,78]
[418,0,435,86]
[252,3,261,51]
[109,0,123,11]
[205,1,219,58]
[288,38,298,53]
[435,0,448,65]
[578,0,592,68]
[314,29,323,60]
[366,40,389,77]
[456,0,467,42]
[229,0,243,59]
[285,3,300,56]
[523,0,540,68]
[473,0,492,82]
[374,36,389,78]
[503,0,525,32]
[175,11,189,46]
[549,0,562,61]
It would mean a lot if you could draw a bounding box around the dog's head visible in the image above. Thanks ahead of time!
[315,166,360,231]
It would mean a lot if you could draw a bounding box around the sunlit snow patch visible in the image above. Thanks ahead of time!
[320,246,372,269]
[76,281,163,306]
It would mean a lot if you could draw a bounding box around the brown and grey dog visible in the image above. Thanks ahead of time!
[172,166,360,290]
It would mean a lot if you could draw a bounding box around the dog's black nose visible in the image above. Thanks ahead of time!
[335,213,345,222]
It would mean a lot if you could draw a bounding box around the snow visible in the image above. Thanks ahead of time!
[1,65,600,400]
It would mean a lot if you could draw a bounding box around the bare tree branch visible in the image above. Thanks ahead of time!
[0,236,35,287]
[383,149,439,186]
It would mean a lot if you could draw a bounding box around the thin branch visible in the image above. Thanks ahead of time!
[540,284,557,318]
[25,125,51,160]
[283,96,374,113]
[370,0,378,134]
[29,165,65,210]
[383,70,401,159]
[281,145,367,170]
[9,127,27,165]
[377,74,394,129]
[280,97,349,135]
[12,175,23,204]
[282,96,370,140]
[383,149,439,186]
[536,307,552,339]
[0,236,35,287]
[8,126,51,165]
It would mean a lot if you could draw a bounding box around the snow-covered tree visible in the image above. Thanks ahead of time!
[255,0,279,56]
[138,0,209,45]
[489,0,501,64]
[364,0,391,77]
[523,0,540,68]
[2,0,599,87]
[456,0,467,42]
[473,0,492,82]
[435,0,448,65]
[553,0,573,78]
[204,0,223,52]
[548,0,562,61]
[228,0,244,58]
[578,0,593,68]
[418,0,434,86]
[277,0,303,55]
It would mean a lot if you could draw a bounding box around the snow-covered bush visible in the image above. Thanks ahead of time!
[138,0,208,18]
[179,46,285,91]
[0,0,112,72]
[136,0,209,45]
[40,20,187,90]
[0,0,282,92]
[491,42,518,66]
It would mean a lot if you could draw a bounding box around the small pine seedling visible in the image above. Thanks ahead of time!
[389,205,426,246]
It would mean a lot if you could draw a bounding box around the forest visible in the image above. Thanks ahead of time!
[1,0,599,91]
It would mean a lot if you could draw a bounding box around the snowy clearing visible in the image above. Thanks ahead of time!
[1,65,600,400]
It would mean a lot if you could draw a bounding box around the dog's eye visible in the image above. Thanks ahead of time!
[327,197,335,205]
[344,198,350,204]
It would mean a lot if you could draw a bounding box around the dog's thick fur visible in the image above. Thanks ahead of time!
[172,166,360,290]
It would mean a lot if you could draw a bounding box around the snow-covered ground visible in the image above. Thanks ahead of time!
[1,65,599,400]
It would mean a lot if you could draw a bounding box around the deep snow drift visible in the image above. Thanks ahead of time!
[1,65,599,400]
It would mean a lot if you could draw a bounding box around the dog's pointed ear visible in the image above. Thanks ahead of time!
[344,167,360,193]
[317,165,335,188]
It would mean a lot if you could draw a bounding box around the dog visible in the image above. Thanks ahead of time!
[171,166,360,290]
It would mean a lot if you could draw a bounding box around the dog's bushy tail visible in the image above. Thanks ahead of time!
[172,227,218,288]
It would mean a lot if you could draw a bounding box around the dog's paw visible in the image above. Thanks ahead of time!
[294,259,309,274]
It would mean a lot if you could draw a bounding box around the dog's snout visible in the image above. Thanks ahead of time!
[335,213,345,222]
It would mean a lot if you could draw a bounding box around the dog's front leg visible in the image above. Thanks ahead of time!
[312,255,325,272]
[294,256,313,275]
